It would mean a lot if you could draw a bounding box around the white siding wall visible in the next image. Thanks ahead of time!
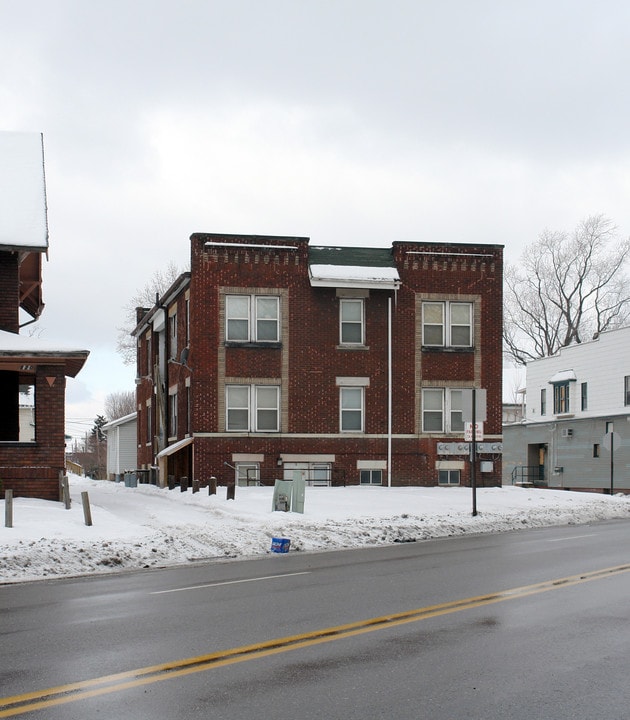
[526,326,630,421]
[104,414,137,476]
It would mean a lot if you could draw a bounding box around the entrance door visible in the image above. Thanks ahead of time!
[538,444,547,483]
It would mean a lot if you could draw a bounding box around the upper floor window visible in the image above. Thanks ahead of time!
[226,295,280,343]
[226,385,280,432]
[553,381,570,414]
[169,312,177,358]
[340,298,364,345]
[625,376,630,406]
[422,388,465,433]
[581,382,588,411]
[422,301,473,348]
[540,388,546,415]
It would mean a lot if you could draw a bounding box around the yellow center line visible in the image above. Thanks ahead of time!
[2,562,629,717]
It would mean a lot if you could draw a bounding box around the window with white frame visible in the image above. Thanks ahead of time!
[226,385,280,432]
[422,388,466,433]
[422,301,473,348]
[540,388,546,415]
[236,462,260,486]
[311,464,331,486]
[340,386,364,432]
[225,295,280,343]
[625,376,630,406]
[340,298,364,345]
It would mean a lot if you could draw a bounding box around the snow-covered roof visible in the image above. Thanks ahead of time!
[0,132,49,250]
[0,329,89,377]
[308,246,401,290]
[156,436,193,459]
[0,329,88,354]
[102,412,137,431]
[309,264,401,289]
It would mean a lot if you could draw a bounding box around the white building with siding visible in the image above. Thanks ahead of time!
[103,412,137,480]
[502,326,630,492]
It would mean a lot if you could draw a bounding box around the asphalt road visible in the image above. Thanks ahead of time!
[2,520,630,719]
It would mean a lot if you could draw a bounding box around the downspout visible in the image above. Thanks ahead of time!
[388,295,392,487]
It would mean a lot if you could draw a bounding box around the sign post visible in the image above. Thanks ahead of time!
[462,389,487,517]
[604,422,615,495]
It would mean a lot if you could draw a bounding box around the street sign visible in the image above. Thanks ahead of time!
[464,421,484,441]
[462,389,487,423]
[602,431,620,451]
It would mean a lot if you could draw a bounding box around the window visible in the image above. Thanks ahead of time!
[340,298,364,345]
[422,301,473,348]
[225,295,280,343]
[145,333,152,376]
[169,312,177,358]
[236,462,260,486]
[169,390,177,437]
[185,298,190,346]
[226,385,280,432]
[593,444,600,458]
[540,388,546,416]
[360,469,382,485]
[340,387,363,432]
[553,381,570,414]
[145,401,152,444]
[581,382,588,411]
[422,388,466,433]
[438,469,460,485]
[311,464,331,486]
[625,376,630,406]
[186,385,191,435]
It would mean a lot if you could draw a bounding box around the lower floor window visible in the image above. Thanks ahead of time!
[360,469,382,485]
[226,384,279,432]
[438,469,460,485]
[236,462,260,486]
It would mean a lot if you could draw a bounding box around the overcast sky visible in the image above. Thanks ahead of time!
[2,0,630,436]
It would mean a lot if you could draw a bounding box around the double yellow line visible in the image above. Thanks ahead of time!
[2,563,629,717]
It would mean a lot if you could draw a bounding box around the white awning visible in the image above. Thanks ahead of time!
[156,437,193,459]
[548,369,577,384]
[309,264,400,290]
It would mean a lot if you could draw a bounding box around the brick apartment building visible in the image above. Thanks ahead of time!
[0,132,89,500]
[134,233,503,488]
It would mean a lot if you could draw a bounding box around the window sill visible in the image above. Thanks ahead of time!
[422,346,474,353]
[336,344,370,351]
[225,341,282,349]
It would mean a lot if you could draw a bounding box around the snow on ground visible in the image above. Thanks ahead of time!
[1,474,630,584]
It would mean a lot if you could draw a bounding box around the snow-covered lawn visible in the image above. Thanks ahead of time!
[1,475,629,584]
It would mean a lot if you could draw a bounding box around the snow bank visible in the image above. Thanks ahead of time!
[1,475,629,584]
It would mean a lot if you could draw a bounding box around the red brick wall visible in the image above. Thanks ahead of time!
[135,235,503,487]
[0,252,19,333]
[0,368,67,500]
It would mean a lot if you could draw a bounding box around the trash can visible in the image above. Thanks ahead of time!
[270,537,290,553]
[124,471,137,488]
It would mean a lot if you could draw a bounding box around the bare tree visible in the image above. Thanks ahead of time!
[504,214,630,365]
[116,261,187,365]
[104,390,136,421]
